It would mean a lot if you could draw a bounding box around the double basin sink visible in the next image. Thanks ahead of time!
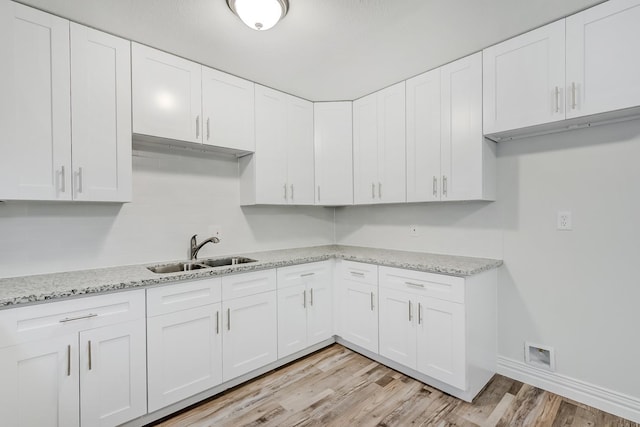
[147,257,257,274]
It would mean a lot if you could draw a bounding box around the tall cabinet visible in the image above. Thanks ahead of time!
[0,1,131,202]
[353,82,406,204]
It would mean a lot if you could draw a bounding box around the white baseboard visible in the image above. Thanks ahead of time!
[497,356,640,423]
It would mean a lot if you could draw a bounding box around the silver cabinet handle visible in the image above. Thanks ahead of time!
[350,271,364,277]
[370,292,374,311]
[290,184,294,200]
[67,344,71,376]
[59,313,98,323]
[571,82,577,110]
[378,182,382,199]
[554,86,560,113]
[88,340,92,371]
[60,166,66,193]
[303,290,307,308]
[310,288,314,306]
[418,303,423,325]
[216,310,220,335]
[408,300,412,322]
[442,176,448,197]
[227,308,231,331]
[196,115,200,138]
[405,281,425,288]
[371,182,375,199]
[283,183,287,200]
[300,272,315,277]
[76,167,83,194]
[317,185,321,202]
[433,176,438,197]
[206,118,210,140]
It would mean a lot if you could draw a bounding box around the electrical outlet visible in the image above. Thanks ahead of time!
[207,224,222,239]
[409,225,419,237]
[557,211,572,231]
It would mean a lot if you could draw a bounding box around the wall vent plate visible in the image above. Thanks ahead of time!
[524,342,555,371]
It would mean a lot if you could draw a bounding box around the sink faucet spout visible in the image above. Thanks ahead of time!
[189,234,221,260]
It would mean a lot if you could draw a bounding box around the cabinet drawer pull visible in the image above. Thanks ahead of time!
[67,344,71,376]
[418,303,423,325]
[317,185,320,202]
[405,281,425,288]
[433,176,438,197]
[88,340,92,371]
[227,308,231,331]
[571,82,577,110]
[408,300,412,322]
[554,86,560,113]
[291,184,294,200]
[206,117,211,140]
[283,183,287,200]
[300,272,315,277]
[60,166,66,193]
[350,271,365,277]
[371,182,375,199]
[59,313,98,323]
[378,182,382,199]
[216,310,220,335]
[310,288,314,306]
[303,290,307,308]
[370,292,374,311]
[196,115,200,138]
[76,167,83,194]
[442,176,448,197]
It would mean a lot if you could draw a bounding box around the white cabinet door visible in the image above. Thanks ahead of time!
[277,284,308,358]
[341,281,378,354]
[70,23,132,202]
[286,95,315,205]
[147,303,222,412]
[378,287,416,369]
[377,82,406,204]
[441,52,484,201]
[254,85,288,204]
[483,20,565,134]
[0,335,79,427]
[566,0,640,119]
[201,67,255,152]
[406,68,441,202]
[0,1,71,201]
[132,43,202,143]
[306,267,333,346]
[313,102,353,205]
[222,291,277,381]
[416,297,466,390]
[79,319,147,427]
[353,92,379,204]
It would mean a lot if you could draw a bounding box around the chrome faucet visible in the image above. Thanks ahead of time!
[189,234,221,260]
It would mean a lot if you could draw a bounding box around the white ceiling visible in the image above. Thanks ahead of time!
[18,0,605,101]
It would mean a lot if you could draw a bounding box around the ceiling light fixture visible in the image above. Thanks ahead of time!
[227,0,289,31]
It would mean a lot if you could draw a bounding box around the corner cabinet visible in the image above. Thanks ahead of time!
[406,53,495,202]
[314,102,354,205]
[353,82,406,205]
[0,290,147,427]
[0,2,131,202]
[240,85,314,205]
[132,43,255,153]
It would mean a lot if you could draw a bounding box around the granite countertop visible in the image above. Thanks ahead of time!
[0,245,502,308]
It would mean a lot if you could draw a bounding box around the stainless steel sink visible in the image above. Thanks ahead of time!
[147,257,257,274]
[201,257,257,267]
[147,262,208,274]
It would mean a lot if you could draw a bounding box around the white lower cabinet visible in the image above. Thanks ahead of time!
[0,290,146,427]
[221,270,278,382]
[277,261,333,358]
[146,278,223,413]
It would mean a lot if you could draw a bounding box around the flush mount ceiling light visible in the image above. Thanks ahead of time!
[227,0,289,31]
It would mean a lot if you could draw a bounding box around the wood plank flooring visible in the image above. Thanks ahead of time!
[150,344,638,427]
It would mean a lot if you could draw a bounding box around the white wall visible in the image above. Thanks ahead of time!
[0,143,335,278]
[336,120,640,400]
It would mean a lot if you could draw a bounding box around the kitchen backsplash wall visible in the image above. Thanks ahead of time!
[0,142,335,278]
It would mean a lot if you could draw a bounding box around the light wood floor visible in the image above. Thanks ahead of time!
[151,344,638,427]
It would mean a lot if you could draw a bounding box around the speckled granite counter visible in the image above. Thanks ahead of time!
[0,245,502,308]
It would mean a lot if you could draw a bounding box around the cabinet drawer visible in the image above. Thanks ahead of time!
[0,290,145,348]
[147,277,222,317]
[276,261,332,289]
[340,260,378,285]
[379,267,464,303]
[222,269,276,301]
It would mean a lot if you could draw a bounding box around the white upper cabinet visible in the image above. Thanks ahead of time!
[353,82,406,205]
[201,67,255,151]
[132,43,202,144]
[566,0,640,119]
[240,85,314,205]
[313,102,353,205]
[70,24,132,202]
[0,2,131,202]
[0,1,71,201]
[483,20,566,135]
[407,53,495,202]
